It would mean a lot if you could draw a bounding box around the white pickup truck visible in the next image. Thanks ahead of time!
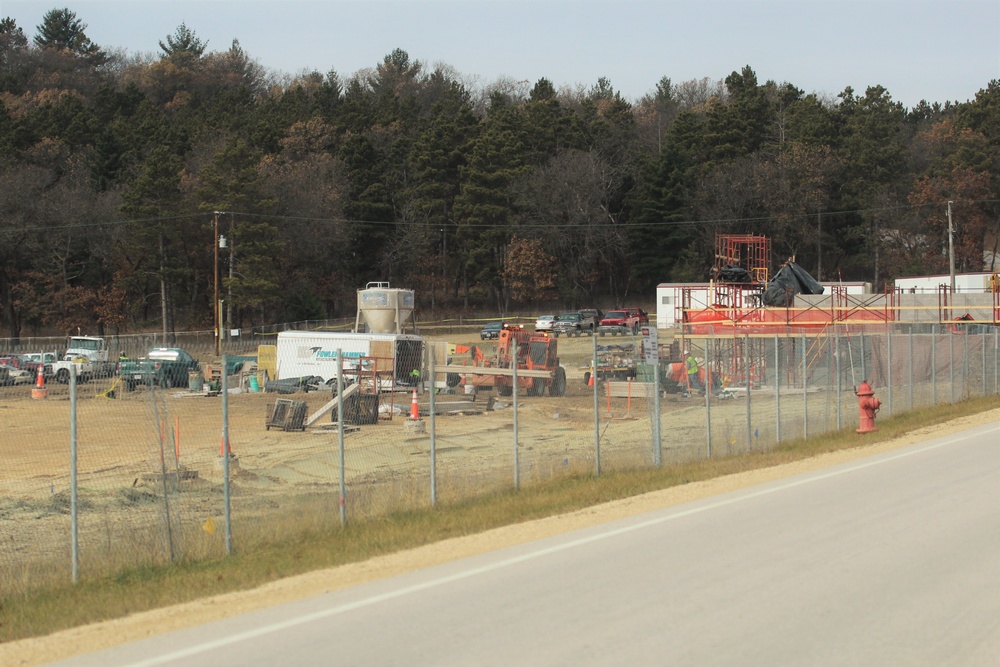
[26,351,93,383]
[51,355,94,384]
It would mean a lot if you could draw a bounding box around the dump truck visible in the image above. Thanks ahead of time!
[65,335,116,377]
[461,325,567,397]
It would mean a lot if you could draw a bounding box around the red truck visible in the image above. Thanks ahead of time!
[597,310,640,335]
[597,308,650,336]
[624,307,649,327]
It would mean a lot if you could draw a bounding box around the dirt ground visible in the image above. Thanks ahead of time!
[3,408,998,666]
[0,334,688,563]
[0,340,697,580]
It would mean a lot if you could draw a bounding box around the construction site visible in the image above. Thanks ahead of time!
[667,234,1000,398]
[2,241,999,600]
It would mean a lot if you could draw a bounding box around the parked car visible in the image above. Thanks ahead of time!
[0,354,32,371]
[1,363,32,386]
[534,314,557,332]
[578,308,604,325]
[480,322,503,340]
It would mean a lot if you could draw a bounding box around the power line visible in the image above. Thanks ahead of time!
[0,198,995,236]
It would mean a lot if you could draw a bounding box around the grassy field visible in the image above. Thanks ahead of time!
[1,392,998,645]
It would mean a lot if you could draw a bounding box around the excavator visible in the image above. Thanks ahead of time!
[465,325,567,397]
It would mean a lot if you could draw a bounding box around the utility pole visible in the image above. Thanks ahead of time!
[816,211,822,281]
[947,200,955,292]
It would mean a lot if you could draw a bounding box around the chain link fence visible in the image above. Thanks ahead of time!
[1,323,997,597]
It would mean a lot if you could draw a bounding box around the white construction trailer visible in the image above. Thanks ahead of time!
[275,330,423,386]
[893,272,995,294]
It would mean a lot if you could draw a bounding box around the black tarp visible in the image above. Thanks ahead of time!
[716,264,753,283]
[760,262,825,307]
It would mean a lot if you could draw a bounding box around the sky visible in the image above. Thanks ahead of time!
[5,0,999,109]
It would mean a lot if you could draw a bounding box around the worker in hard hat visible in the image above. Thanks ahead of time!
[685,349,701,394]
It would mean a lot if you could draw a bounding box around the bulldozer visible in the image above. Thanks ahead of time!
[466,325,567,397]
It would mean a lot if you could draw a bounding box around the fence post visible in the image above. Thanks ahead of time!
[950,334,955,403]
[152,377,176,563]
[592,334,601,477]
[70,363,79,584]
[982,329,988,397]
[512,353,520,490]
[860,330,867,381]
[932,327,937,404]
[222,354,232,555]
[428,345,437,506]
[774,334,780,444]
[908,327,914,411]
[705,330,713,459]
[653,345,661,467]
[835,327,842,431]
[886,326,893,417]
[961,329,970,397]
[336,350,346,527]
[745,334,753,452]
[801,333,808,440]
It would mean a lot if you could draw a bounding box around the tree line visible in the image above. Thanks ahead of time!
[1,9,998,342]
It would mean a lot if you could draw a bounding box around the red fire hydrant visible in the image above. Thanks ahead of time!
[855,381,881,434]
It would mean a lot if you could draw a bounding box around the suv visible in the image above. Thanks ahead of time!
[480,322,503,340]
[553,312,594,337]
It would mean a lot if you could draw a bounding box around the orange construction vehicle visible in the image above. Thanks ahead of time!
[466,325,567,397]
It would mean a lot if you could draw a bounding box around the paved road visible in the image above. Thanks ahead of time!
[50,420,1000,666]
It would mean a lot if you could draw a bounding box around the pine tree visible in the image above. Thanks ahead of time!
[159,22,207,68]
[33,8,106,65]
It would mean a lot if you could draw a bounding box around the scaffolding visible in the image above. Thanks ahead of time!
[679,234,1000,392]
[676,235,774,389]
[714,234,772,284]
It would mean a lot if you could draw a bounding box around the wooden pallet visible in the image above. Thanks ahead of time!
[310,422,361,433]
[266,398,307,431]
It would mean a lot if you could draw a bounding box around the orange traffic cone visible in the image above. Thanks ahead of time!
[588,372,594,387]
[31,363,48,400]
[409,389,420,420]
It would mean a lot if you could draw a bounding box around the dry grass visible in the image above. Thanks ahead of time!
[1,394,997,643]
